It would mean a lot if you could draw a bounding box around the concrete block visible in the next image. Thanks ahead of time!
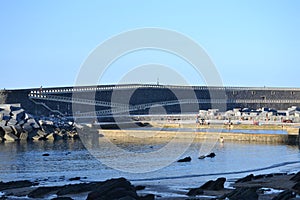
[10,125,23,137]
[11,108,25,120]
[7,118,18,126]
[23,124,33,133]
[46,133,55,140]
[27,130,38,140]
[4,132,18,142]
[19,132,28,140]
[36,129,47,137]
[26,118,40,129]
[9,105,22,112]
[0,126,5,138]
[1,126,13,134]
[32,135,41,141]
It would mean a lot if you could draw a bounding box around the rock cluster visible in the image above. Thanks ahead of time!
[0,177,153,200]
[291,172,300,194]
[0,104,78,142]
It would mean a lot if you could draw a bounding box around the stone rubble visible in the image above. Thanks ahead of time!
[0,104,78,142]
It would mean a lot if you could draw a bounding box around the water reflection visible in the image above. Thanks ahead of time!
[0,139,299,187]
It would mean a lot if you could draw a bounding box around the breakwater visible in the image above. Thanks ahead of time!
[0,104,78,142]
[1,84,300,118]
[98,128,300,145]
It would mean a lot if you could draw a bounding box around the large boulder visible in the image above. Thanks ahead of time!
[206,152,216,158]
[177,156,191,162]
[0,180,36,190]
[272,190,296,200]
[86,178,139,200]
[290,171,300,182]
[292,182,300,194]
[236,174,254,183]
[51,197,73,200]
[57,182,103,196]
[28,186,62,198]
[187,177,226,196]
[221,187,259,200]
[199,177,226,190]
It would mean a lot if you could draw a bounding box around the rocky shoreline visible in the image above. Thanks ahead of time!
[1,172,300,199]
[0,104,79,142]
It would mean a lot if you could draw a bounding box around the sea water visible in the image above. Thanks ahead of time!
[0,138,299,190]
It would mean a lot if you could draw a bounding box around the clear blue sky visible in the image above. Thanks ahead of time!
[1,1,300,89]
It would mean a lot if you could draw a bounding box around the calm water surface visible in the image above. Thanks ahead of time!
[0,138,299,189]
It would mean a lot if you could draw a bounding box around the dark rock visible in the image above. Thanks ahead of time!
[222,187,259,200]
[86,177,139,200]
[253,174,265,180]
[265,174,274,178]
[29,183,102,198]
[273,173,287,176]
[139,194,155,200]
[69,177,81,181]
[258,188,271,194]
[292,182,300,194]
[0,180,36,190]
[42,153,50,156]
[135,185,146,190]
[290,171,300,182]
[28,186,62,198]
[51,197,73,200]
[56,182,103,196]
[177,156,191,162]
[187,177,226,196]
[236,174,254,183]
[206,152,216,158]
[200,177,226,190]
[186,187,204,196]
[272,190,296,200]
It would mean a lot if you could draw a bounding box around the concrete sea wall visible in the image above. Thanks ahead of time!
[99,129,300,145]
[1,85,300,117]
